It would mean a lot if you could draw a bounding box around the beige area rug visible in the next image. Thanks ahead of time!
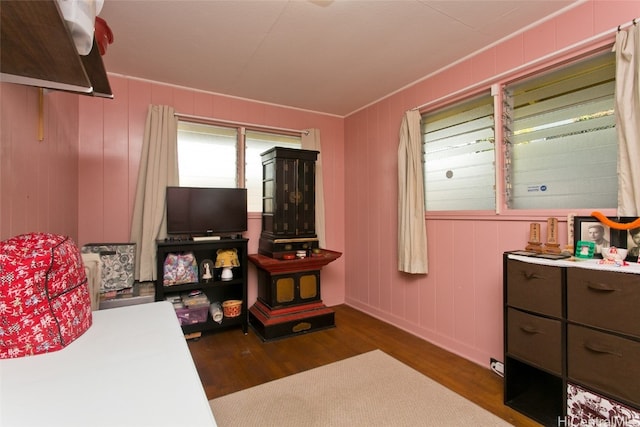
[209,349,512,426]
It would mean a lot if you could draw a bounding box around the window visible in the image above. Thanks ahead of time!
[177,122,238,188]
[422,50,617,212]
[177,121,301,212]
[504,51,616,210]
[422,92,496,210]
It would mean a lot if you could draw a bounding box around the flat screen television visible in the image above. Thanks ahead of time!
[166,186,247,237]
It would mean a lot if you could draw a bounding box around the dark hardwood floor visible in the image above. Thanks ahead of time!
[187,304,541,427]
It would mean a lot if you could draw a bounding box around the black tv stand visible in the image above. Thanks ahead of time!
[156,238,248,336]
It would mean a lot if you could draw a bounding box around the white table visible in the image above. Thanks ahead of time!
[0,302,217,427]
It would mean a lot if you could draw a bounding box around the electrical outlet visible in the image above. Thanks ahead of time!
[490,358,504,377]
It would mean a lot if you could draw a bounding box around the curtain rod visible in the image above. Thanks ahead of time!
[618,18,637,31]
[174,112,309,136]
[412,17,639,113]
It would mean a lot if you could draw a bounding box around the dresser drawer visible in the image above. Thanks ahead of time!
[568,324,640,406]
[507,259,562,317]
[567,268,640,338]
[507,308,563,375]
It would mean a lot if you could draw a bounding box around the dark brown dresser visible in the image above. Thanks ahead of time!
[504,253,640,426]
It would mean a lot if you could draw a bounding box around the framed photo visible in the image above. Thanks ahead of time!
[574,216,622,258]
[575,240,595,259]
[573,216,638,260]
[619,217,640,262]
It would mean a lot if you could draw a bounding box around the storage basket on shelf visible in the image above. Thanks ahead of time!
[175,305,209,325]
[222,300,242,318]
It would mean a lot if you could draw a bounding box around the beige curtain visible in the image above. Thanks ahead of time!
[397,110,428,274]
[130,105,179,282]
[302,129,326,248]
[615,24,640,216]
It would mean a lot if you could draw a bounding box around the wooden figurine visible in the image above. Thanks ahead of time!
[544,217,561,254]
[564,213,576,255]
[525,223,543,253]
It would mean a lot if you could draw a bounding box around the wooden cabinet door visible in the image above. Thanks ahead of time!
[295,158,316,236]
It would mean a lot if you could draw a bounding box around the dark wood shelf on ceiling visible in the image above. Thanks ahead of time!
[0,0,112,98]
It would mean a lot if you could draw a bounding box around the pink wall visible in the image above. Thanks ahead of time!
[0,84,80,242]
[77,77,346,306]
[343,0,637,368]
[2,0,637,372]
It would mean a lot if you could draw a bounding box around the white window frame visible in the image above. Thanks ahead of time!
[503,51,616,211]
[422,92,497,212]
[177,120,302,212]
[422,47,617,217]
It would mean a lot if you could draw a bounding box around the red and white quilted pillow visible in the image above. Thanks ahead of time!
[0,233,93,358]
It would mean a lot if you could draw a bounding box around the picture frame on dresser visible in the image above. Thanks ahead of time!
[574,241,595,259]
[573,216,624,257]
[623,218,640,262]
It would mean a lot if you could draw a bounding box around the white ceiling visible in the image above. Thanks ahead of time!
[99,0,577,117]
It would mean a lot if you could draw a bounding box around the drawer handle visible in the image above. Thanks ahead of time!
[586,282,616,292]
[584,341,622,357]
[522,271,542,280]
[520,324,543,334]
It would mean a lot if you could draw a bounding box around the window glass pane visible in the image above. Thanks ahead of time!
[505,52,616,209]
[177,122,301,213]
[422,93,495,210]
[177,122,238,187]
[245,130,301,212]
